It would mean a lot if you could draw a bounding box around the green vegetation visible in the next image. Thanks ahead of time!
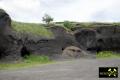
[56,22,120,30]
[97,51,120,58]
[42,14,53,25]
[0,55,52,70]
[11,21,120,38]
[63,21,74,30]
[12,21,53,38]
[24,55,50,63]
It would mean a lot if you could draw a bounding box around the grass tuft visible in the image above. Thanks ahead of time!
[24,55,50,63]
[97,51,120,58]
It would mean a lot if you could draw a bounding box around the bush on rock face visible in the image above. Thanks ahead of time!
[63,21,73,30]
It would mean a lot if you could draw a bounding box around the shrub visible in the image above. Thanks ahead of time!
[63,21,73,30]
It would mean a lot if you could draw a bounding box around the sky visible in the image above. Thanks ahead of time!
[0,0,120,23]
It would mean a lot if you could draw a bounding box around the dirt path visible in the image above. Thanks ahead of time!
[0,59,120,80]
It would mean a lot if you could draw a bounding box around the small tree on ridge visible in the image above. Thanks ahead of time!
[42,14,53,25]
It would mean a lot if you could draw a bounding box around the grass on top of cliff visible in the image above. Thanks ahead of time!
[12,21,53,38]
[97,51,120,59]
[0,55,52,70]
[55,22,120,29]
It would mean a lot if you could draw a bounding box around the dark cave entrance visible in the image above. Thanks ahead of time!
[21,46,30,58]
[96,39,104,53]
[0,48,5,59]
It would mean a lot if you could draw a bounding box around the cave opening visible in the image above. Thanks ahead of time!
[62,48,64,51]
[97,39,103,43]
[0,48,5,59]
[21,46,30,58]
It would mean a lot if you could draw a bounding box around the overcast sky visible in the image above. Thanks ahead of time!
[0,0,120,23]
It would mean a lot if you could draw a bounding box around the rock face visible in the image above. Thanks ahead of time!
[0,9,21,61]
[50,26,78,50]
[0,9,120,61]
[74,26,120,53]
[95,26,120,52]
[74,28,97,52]
[0,9,11,33]
[28,26,78,59]
[0,9,78,61]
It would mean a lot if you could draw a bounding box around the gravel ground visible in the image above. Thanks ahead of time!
[0,58,120,80]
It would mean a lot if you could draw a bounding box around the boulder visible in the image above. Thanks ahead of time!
[62,46,85,58]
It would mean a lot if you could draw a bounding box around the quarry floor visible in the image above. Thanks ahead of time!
[0,58,120,80]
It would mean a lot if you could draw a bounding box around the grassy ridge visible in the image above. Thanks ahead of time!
[55,22,120,29]
[12,21,53,38]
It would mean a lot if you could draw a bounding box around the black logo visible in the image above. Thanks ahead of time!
[99,67,118,78]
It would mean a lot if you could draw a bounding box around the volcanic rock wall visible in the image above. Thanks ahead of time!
[0,9,120,61]
[74,26,120,52]
[0,9,21,61]
[0,9,77,61]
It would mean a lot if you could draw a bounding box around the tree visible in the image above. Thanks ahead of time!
[42,14,53,25]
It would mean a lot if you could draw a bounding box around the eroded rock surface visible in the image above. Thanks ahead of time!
[0,9,120,61]
[0,9,78,61]
[0,9,21,61]
[74,28,96,52]
[74,26,120,53]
